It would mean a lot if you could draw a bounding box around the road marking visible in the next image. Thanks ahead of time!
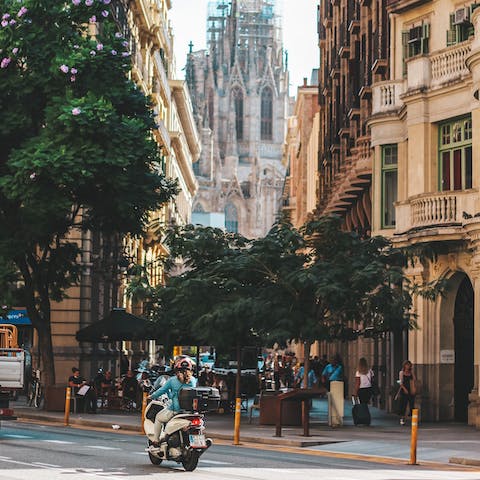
[32,462,61,468]
[85,445,121,450]
[3,434,32,439]
[200,459,232,465]
[43,439,73,444]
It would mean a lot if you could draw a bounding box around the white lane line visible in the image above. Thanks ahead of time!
[133,452,147,455]
[85,445,121,450]
[4,434,32,439]
[42,439,73,444]
[200,459,232,465]
[32,462,61,468]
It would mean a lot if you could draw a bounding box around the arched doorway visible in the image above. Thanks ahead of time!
[454,276,474,422]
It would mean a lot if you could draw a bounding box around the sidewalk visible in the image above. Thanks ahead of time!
[9,397,480,468]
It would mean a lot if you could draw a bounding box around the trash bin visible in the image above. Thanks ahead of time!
[328,380,344,426]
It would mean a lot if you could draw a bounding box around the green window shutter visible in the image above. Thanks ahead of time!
[402,30,409,76]
[421,23,430,54]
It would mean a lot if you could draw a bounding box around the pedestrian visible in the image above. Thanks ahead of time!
[353,357,374,404]
[321,354,343,391]
[397,360,417,425]
[68,367,97,413]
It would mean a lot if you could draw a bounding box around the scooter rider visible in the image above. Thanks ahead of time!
[148,356,197,448]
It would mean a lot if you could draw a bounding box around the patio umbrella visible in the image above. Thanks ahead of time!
[76,308,155,342]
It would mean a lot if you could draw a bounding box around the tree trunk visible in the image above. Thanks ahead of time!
[37,318,56,386]
[303,340,311,389]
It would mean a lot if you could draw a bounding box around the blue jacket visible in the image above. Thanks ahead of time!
[150,375,197,412]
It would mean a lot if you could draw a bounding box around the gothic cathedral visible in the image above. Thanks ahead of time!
[186,0,289,238]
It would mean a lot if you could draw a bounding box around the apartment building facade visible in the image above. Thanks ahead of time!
[369,0,480,426]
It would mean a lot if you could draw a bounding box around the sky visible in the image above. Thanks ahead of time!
[169,0,319,97]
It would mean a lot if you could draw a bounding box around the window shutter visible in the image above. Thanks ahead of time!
[447,28,457,46]
[402,30,409,76]
[421,23,430,54]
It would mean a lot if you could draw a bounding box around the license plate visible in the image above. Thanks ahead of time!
[189,434,207,448]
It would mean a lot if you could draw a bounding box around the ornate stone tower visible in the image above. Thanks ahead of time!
[186,0,288,238]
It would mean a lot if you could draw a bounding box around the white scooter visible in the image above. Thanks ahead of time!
[143,387,218,472]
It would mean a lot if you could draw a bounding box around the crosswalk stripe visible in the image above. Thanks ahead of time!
[85,446,120,450]
[43,440,73,444]
[200,459,232,465]
[4,434,32,439]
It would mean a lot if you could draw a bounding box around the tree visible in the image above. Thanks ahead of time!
[0,0,177,386]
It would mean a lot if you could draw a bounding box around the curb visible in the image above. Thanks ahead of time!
[450,457,480,467]
[16,413,337,447]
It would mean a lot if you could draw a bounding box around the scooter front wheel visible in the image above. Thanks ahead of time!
[147,441,163,465]
[181,450,199,472]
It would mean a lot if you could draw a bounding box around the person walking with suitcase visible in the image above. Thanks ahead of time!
[352,357,373,425]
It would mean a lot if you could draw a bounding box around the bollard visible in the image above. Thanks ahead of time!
[233,397,241,445]
[409,408,419,465]
[141,392,148,434]
[64,387,71,426]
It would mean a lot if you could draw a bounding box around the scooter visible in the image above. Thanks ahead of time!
[143,390,216,472]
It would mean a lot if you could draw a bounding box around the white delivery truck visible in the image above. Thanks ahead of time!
[0,324,25,424]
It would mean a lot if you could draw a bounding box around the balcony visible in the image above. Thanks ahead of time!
[430,40,471,88]
[153,50,171,105]
[372,80,405,115]
[395,190,478,239]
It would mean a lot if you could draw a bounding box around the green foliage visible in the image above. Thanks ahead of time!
[148,217,444,353]
[0,0,177,384]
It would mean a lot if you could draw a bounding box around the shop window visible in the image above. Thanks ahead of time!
[381,144,398,228]
[439,117,472,191]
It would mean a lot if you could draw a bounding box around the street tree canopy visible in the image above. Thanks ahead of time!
[0,0,177,385]
[148,217,441,389]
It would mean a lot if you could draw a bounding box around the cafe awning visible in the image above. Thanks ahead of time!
[76,308,155,342]
[0,308,31,326]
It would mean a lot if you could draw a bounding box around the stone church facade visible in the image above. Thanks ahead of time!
[186,0,289,238]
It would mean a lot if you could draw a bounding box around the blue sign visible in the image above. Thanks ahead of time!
[0,308,31,326]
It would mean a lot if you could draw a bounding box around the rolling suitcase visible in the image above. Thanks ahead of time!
[352,396,371,426]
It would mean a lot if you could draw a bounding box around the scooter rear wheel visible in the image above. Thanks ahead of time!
[181,450,199,472]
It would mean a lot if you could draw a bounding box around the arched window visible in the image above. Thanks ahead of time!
[261,87,273,140]
[208,89,214,131]
[225,203,238,233]
[232,87,244,141]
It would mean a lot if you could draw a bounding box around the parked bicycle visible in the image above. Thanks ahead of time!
[27,369,43,408]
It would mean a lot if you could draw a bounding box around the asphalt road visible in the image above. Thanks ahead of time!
[1,421,480,480]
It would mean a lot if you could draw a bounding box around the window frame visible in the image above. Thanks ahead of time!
[225,203,239,233]
[232,87,244,141]
[381,144,398,229]
[438,116,473,192]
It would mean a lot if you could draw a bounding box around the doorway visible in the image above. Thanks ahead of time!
[453,276,474,422]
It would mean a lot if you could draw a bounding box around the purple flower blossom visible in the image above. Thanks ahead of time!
[17,6,27,17]
[0,57,11,68]
[29,173,36,180]
[12,47,18,54]
[9,19,16,25]
[101,10,108,17]
[89,15,96,22]
[60,64,69,73]
[103,0,111,4]
[96,43,103,51]
[115,32,122,38]
[2,13,10,20]
[71,67,77,74]
[90,50,96,56]
[1,20,8,27]
[121,51,130,57]
[71,107,81,115]
[111,50,117,55]
[122,40,128,47]
[85,0,93,5]
[72,0,81,5]
[70,75,76,82]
